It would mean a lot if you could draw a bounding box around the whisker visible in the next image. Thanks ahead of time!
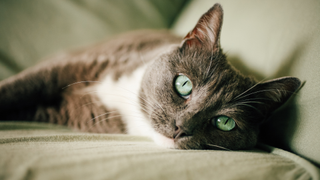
[231,103,264,116]
[235,88,298,101]
[86,110,120,123]
[67,98,161,125]
[206,144,232,151]
[71,99,153,118]
[62,81,101,89]
[233,80,266,101]
[79,91,154,113]
[63,80,158,113]
[65,78,170,128]
[236,97,271,101]
[87,114,146,131]
[108,85,167,121]
[107,86,159,111]
[232,100,266,105]
[65,78,166,116]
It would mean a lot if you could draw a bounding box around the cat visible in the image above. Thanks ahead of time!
[0,4,301,150]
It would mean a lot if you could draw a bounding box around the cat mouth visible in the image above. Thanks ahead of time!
[152,130,196,149]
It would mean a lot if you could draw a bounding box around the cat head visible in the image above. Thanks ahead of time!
[140,4,301,150]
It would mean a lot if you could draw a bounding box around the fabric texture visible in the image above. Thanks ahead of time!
[0,122,318,180]
[0,0,187,80]
[172,0,320,167]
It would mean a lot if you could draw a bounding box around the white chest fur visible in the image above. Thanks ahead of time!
[95,65,153,136]
[95,65,175,149]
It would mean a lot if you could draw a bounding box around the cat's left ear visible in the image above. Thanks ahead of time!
[245,77,302,117]
[181,3,223,51]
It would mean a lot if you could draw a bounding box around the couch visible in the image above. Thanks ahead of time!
[0,0,319,179]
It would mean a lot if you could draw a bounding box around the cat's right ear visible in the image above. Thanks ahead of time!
[181,3,223,52]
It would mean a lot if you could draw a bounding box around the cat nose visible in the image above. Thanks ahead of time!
[173,126,191,139]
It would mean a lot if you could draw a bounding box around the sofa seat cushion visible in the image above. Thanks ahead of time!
[1,122,318,180]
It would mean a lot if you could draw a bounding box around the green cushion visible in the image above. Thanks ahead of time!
[172,0,320,166]
[0,0,187,80]
[0,122,318,180]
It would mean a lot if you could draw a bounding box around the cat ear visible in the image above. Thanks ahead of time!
[181,3,223,51]
[243,77,301,117]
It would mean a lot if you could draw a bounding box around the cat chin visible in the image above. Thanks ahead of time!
[152,131,175,149]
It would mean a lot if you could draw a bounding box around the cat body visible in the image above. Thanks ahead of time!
[0,30,178,135]
[0,4,301,150]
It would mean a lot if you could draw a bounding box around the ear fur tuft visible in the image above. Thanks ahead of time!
[181,3,224,51]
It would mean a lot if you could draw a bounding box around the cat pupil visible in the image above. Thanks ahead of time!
[182,81,188,86]
[224,118,230,125]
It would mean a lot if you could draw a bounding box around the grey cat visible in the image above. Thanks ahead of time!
[0,4,301,150]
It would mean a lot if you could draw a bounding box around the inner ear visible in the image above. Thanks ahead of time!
[181,3,223,51]
[236,77,301,118]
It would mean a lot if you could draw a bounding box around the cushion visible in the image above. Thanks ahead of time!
[0,122,318,180]
[0,0,187,80]
[172,0,320,167]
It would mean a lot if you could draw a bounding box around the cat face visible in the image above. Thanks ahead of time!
[140,4,301,150]
[142,46,260,150]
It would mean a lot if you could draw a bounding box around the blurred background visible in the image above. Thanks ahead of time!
[0,0,189,80]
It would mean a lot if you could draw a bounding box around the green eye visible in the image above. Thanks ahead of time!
[174,75,192,97]
[213,116,236,131]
